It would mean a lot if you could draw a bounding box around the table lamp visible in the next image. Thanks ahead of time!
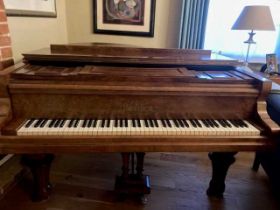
[232,5,275,64]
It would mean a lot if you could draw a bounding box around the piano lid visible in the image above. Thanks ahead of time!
[22,43,241,66]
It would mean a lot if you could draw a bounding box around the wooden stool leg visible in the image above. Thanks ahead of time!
[207,152,237,197]
[22,154,54,202]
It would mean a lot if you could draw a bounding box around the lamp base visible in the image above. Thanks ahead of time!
[244,30,256,64]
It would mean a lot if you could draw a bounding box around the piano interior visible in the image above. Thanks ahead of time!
[0,43,279,201]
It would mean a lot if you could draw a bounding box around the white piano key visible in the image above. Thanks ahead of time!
[226,120,240,136]
[213,120,226,136]
[28,119,42,136]
[197,120,210,136]
[60,120,71,136]
[39,120,52,135]
[17,119,32,136]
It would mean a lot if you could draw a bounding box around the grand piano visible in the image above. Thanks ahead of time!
[0,43,279,201]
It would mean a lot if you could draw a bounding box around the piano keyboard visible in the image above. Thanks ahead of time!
[17,118,260,136]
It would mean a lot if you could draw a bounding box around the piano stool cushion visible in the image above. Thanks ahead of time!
[257,93,280,195]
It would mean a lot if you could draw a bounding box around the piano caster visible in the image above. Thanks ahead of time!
[140,195,149,205]
[206,182,225,198]
[22,154,54,202]
[207,152,237,198]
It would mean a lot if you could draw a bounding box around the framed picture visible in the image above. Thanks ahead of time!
[266,53,278,73]
[93,0,156,37]
[3,0,56,18]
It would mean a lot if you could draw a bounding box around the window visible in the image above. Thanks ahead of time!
[204,0,280,62]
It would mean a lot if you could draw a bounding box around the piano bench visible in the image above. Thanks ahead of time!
[253,93,280,195]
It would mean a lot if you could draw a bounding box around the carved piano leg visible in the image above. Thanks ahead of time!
[22,154,54,202]
[115,152,151,201]
[207,152,237,197]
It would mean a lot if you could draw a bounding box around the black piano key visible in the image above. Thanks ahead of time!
[25,118,35,128]
[68,119,74,128]
[74,119,80,128]
[144,119,149,127]
[38,118,46,128]
[137,119,141,127]
[93,119,98,127]
[161,119,167,127]
[106,119,111,128]
[132,119,136,128]
[173,119,180,128]
[120,119,123,128]
[190,119,197,128]
[194,119,202,128]
[239,120,248,127]
[153,120,159,127]
[101,119,106,128]
[59,119,66,128]
[206,119,214,128]
[235,119,246,128]
[211,119,219,128]
[201,120,209,128]
[39,119,48,128]
[54,119,61,128]
[217,119,227,127]
[149,119,154,128]
[166,119,172,128]
[49,119,57,128]
[224,120,232,127]
[178,119,185,128]
[114,119,118,127]
[221,120,231,128]
[124,119,128,128]
[182,119,189,127]
[82,119,88,128]
[87,119,93,128]
[34,119,43,128]
[219,119,228,127]
[37,119,45,127]
[228,119,238,127]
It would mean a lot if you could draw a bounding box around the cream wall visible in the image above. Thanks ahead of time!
[7,0,68,61]
[65,0,182,48]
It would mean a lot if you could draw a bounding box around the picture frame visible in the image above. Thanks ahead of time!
[3,0,57,18]
[93,0,156,37]
[266,53,278,73]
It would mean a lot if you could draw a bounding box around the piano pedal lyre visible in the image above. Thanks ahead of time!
[115,152,151,204]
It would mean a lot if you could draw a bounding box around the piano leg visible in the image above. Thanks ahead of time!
[207,152,237,197]
[121,152,130,178]
[22,154,54,202]
[136,152,145,177]
[115,152,151,201]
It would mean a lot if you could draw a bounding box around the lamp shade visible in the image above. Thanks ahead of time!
[232,5,275,31]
